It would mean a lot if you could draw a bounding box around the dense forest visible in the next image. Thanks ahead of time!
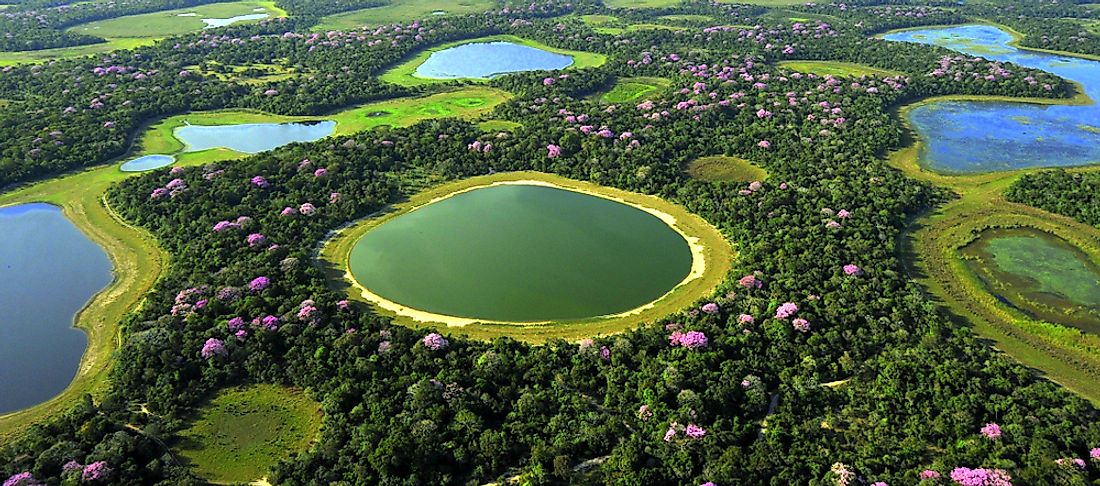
[1,0,1100,484]
[1007,170,1100,227]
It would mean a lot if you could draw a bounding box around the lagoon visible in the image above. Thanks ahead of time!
[884,25,1100,173]
[415,42,573,79]
[961,227,1100,333]
[349,184,693,322]
[202,13,269,28]
[120,154,175,172]
[0,204,112,414]
[175,120,335,153]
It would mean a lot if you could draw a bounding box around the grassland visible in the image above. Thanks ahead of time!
[314,0,494,31]
[182,61,301,85]
[687,156,769,182]
[175,385,322,484]
[890,89,1100,404]
[0,1,286,66]
[69,1,285,39]
[379,35,607,87]
[604,0,681,8]
[598,76,670,103]
[778,60,904,77]
[319,171,735,343]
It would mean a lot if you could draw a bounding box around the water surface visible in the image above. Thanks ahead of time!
[0,204,112,413]
[175,120,335,153]
[120,154,174,172]
[416,41,573,79]
[961,227,1100,333]
[884,25,1100,172]
[202,13,269,28]
[349,184,692,321]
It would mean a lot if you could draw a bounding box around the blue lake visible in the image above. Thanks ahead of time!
[0,204,112,414]
[883,25,1100,173]
[174,120,335,153]
[120,154,174,172]
[415,41,574,79]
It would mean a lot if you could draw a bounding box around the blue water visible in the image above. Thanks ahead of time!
[415,42,574,79]
[202,13,269,28]
[884,25,1100,173]
[119,154,174,172]
[0,203,112,413]
[175,120,335,154]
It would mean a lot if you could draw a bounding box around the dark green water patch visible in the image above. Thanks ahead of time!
[349,184,693,322]
[961,227,1100,333]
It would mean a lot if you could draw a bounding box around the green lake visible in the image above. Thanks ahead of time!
[961,228,1100,333]
[348,184,693,322]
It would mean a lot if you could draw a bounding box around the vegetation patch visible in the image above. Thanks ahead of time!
[478,119,523,132]
[687,156,769,182]
[598,76,670,103]
[68,1,285,39]
[604,0,682,9]
[315,0,495,31]
[778,60,904,77]
[658,14,714,23]
[175,384,322,484]
[379,35,606,87]
[183,61,301,85]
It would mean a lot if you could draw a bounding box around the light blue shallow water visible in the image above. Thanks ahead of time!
[120,154,175,172]
[884,25,1100,173]
[0,203,112,413]
[175,120,336,153]
[202,13,269,28]
[415,41,574,79]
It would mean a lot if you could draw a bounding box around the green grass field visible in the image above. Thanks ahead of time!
[598,76,670,103]
[314,0,495,31]
[658,14,714,23]
[605,0,681,8]
[889,91,1100,405]
[379,35,606,86]
[778,60,904,77]
[478,119,523,132]
[0,1,285,65]
[687,156,769,182]
[69,1,284,39]
[176,385,322,483]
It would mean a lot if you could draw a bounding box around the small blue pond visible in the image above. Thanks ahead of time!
[415,41,574,79]
[883,25,1100,173]
[175,120,336,153]
[0,203,112,414]
[202,13,269,28]
[120,154,174,172]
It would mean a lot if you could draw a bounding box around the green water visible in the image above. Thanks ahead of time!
[962,228,1100,333]
[349,184,693,322]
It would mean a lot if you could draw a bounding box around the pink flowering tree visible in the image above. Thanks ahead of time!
[422,332,448,351]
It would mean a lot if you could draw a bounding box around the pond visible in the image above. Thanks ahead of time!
[120,154,175,172]
[961,227,1100,333]
[175,120,335,153]
[883,25,1100,173]
[415,41,573,79]
[349,183,693,322]
[0,204,112,414]
[202,13,269,28]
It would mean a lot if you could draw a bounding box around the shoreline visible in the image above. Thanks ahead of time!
[342,178,711,327]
